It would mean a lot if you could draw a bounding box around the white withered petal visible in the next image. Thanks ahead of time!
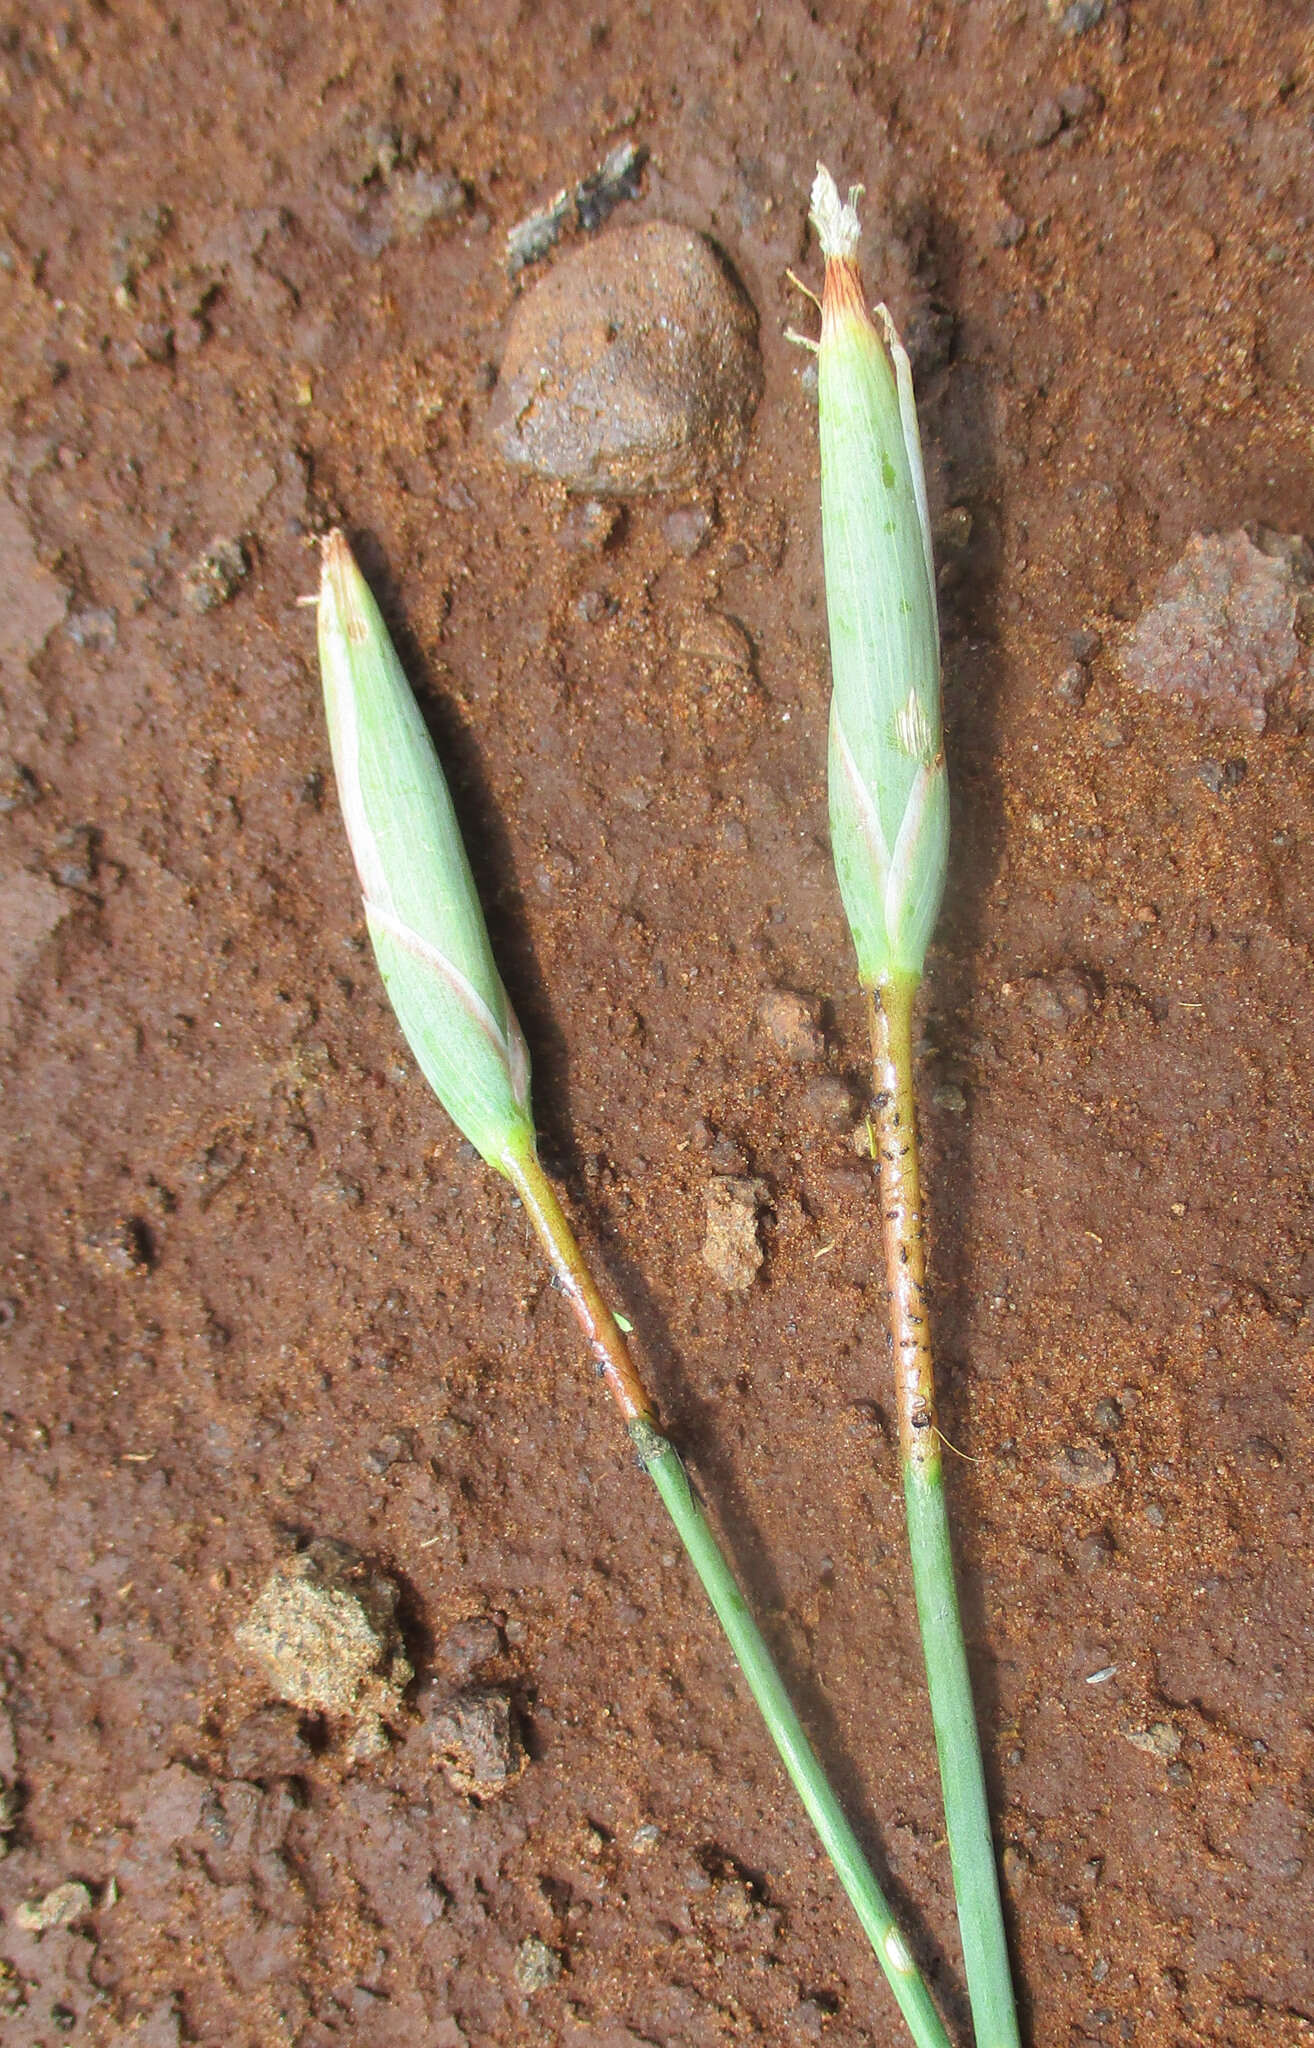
[809,164,948,986]
[317,530,535,1171]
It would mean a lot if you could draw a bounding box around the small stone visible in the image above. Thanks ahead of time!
[235,1539,411,1757]
[428,1686,526,1798]
[182,536,249,612]
[703,1175,768,1291]
[0,760,39,813]
[225,1704,313,1780]
[129,320,175,364]
[1001,1843,1030,1887]
[664,503,714,558]
[1070,628,1103,661]
[994,208,1027,249]
[1122,1719,1182,1760]
[1055,662,1089,707]
[557,498,619,553]
[489,220,762,496]
[389,168,467,236]
[1196,756,1247,794]
[361,1428,416,1474]
[108,202,172,299]
[65,606,119,652]
[1027,97,1065,147]
[710,1872,755,1928]
[1053,1444,1118,1490]
[79,1217,151,1278]
[1092,1396,1123,1434]
[758,988,824,1063]
[1059,83,1102,123]
[1048,0,1105,31]
[15,1880,94,1933]
[437,1615,504,1677]
[131,1762,208,1849]
[931,1082,967,1113]
[1120,527,1312,734]
[0,487,68,667]
[51,822,98,890]
[1074,1529,1114,1572]
[1023,968,1095,1028]
[513,1935,563,1992]
[677,609,755,686]
[801,1075,857,1130]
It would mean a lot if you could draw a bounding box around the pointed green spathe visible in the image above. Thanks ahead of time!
[811,167,949,985]
[316,530,535,1171]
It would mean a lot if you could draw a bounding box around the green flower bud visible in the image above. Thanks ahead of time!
[810,166,949,985]
[317,530,535,1171]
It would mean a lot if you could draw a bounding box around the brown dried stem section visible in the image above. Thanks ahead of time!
[504,1146,657,1429]
[866,974,942,1479]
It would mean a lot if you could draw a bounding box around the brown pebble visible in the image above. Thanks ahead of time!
[1027,97,1065,146]
[678,609,755,685]
[1055,662,1089,706]
[1053,1444,1118,1490]
[437,1615,504,1677]
[1071,1529,1114,1573]
[225,1704,313,1781]
[182,536,248,613]
[664,503,713,558]
[489,220,762,496]
[558,498,619,553]
[801,1075,857,1129]
[1023,969,1095,1028]
[758,988,824,1063]
[428,1686,525,1797]
[703,1176,768,1291]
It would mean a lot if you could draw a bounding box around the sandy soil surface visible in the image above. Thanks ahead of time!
[1,3,1311,2044]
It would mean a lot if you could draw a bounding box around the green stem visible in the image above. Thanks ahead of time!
[642,1424,952,2048]
[501,1138,952,2048]
[867,976,1021,2048]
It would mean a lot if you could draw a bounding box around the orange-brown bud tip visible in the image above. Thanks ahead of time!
[820,251,873,341]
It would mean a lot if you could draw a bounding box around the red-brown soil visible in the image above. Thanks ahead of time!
[1,4,1311,2044]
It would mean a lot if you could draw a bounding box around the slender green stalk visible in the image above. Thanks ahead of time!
[316,529,952,2046]
[798,162,1021,2045]
[503,1140,952,2048]
[868,978,1018,2048]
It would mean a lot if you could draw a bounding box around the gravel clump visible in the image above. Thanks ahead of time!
[1121,526,1313,733]
[236,1539,411,1761]
[703,1175,768,1291]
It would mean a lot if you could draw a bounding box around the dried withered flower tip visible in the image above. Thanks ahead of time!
[316,530,534,1171]
[810,164,948,987]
